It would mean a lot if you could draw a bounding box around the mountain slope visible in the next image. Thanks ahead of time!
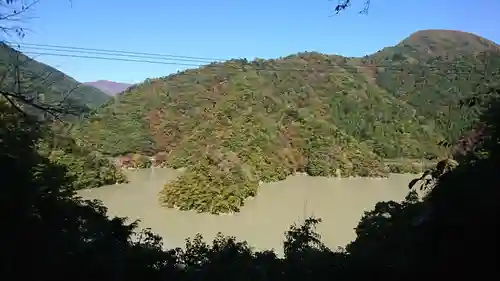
[0,44,125,189]
[73,29,497,214]
[76,56,394,213]
[0,43,110,116]
[369,29,499,62]
[362,30,500,143]
[77,54,444,159]
[84,80,133,96]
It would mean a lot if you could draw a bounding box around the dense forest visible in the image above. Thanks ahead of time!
[1,64,498,280]
[1,0,498,279]
[0,43,127,189]
[74,29,500,213]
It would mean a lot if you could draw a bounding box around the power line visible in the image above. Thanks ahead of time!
[22,51,204,67]
[14,46,222,64]
[18,50,486,77]
[15,50,407,71]
[3,41,226,62]
[3,42,491,75]
[9,42,365,71]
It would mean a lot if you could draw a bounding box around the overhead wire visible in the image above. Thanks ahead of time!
[1,41,490,76]
[2,41,225,62]
[16,46,221,64]
[21,51,204,67]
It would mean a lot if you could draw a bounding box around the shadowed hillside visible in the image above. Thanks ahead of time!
[0,43,110,116]
[73,29,500,214]
[0,43,126,189]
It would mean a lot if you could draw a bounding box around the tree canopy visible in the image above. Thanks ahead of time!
[74,29,500,213]
[1,1,498,279]
[1,66,498,280]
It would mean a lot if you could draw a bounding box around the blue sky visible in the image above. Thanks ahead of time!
[6,0,500,84]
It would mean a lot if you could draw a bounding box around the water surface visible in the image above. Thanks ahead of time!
[77,168,417,254]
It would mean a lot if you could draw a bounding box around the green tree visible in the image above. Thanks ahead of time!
[0,102,172,281]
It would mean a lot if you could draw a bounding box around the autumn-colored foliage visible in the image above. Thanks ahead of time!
[74,30,500,213]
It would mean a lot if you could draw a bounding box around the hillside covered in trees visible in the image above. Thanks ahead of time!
[0,43,110,116]
[3,81,498,280]
[1,0,498,278]
[0,43,126,189]
[74,29,500,213]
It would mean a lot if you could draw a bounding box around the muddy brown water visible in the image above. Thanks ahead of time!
[77,168,419,255]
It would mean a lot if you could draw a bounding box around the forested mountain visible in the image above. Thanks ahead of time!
[0,43,110,116]
[0,43,125,189]
[364,29,500,143]
[73,29,500,213]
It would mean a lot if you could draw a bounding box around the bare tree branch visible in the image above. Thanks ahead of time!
[1,45,89,122]
[0,1,88,122]
[334,0,371,14]
[0,0,40,38]
[0,0,40,21]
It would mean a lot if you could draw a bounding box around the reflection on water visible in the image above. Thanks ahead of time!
[77,168,418,255]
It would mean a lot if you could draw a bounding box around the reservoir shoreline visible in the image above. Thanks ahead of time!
[77,168,420,255]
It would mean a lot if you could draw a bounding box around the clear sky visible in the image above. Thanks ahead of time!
[8,0,500,84]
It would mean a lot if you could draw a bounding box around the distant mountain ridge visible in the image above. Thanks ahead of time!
[84,80,133,96]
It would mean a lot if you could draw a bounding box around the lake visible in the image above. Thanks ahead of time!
[77,168,419,255]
